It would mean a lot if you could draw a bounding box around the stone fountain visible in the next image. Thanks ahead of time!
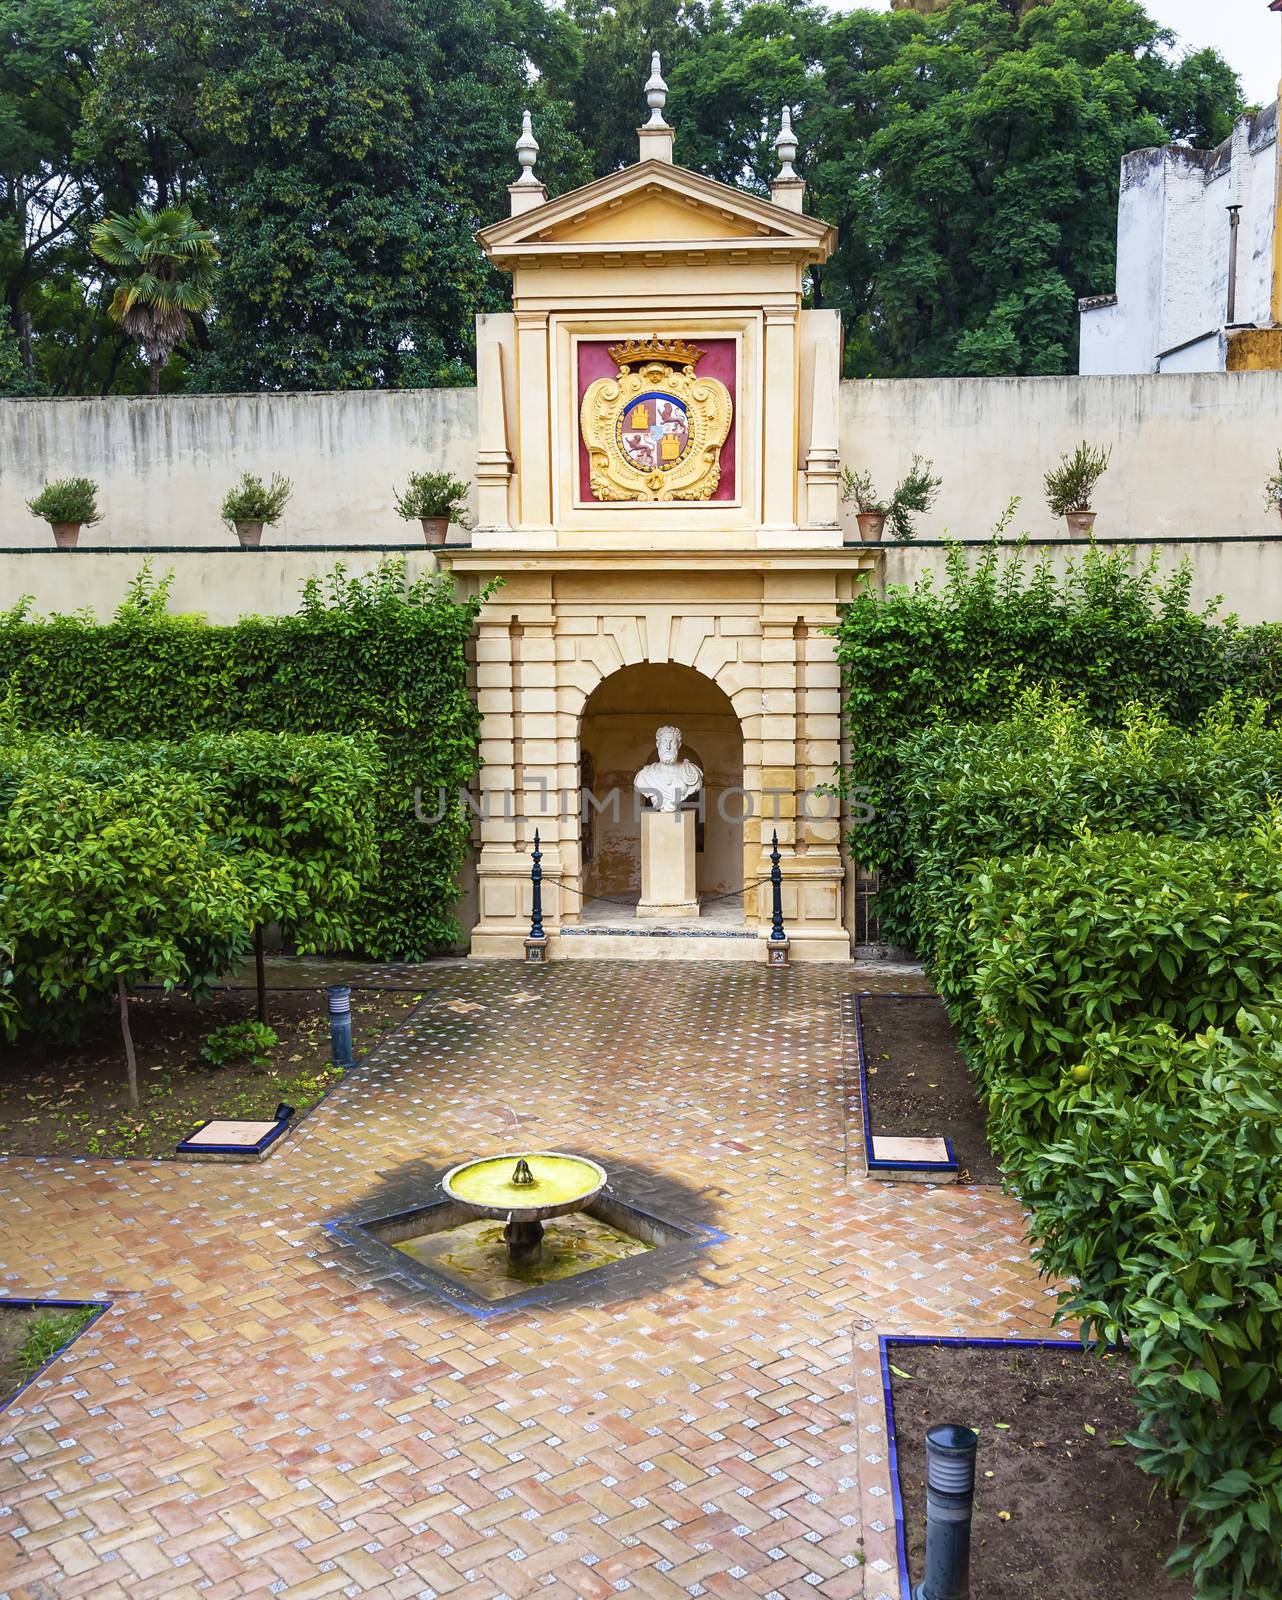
[441,1151,607,1267]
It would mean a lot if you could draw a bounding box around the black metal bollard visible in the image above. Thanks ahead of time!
[913,1423,979,1600]
[326,984,354,1068]
[524,829,549,962]
[766,829,789,964]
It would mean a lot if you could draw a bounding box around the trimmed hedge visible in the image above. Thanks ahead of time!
[0,562,483,958]
[903,701,1282,1596]
[835,541,1282,943]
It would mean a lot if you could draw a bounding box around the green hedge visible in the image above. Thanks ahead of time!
[902,694,1282,1008]
[835,541,1282,943]
[0,562,483,958]
[901,702,1282,1595]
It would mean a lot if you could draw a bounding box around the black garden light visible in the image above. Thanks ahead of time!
[914,1422,979,1600]
[327,983,354,1068]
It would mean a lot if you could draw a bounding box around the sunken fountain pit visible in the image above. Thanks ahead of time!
[329,1150,726,1317]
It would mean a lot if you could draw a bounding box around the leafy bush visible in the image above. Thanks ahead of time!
[1264,449,1282,512]
[0,765,254,1103]
[840,455,941,540]
[201,1019,278,1068]
[835,541,1281,942]
[901,703,1282,1595]
[0,560,482,958]
[393,470,471,525]
[221,472,291,529]
[26,477,101,526]
[901,692,1282,991]
[1017,1008,1282,1598]
[1044,439,1110,517]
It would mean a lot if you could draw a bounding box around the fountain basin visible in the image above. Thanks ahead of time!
[441,1151,607,1221]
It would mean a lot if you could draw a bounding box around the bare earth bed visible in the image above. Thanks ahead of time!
[861,992,1002,1184]
[890,1342,1192,1600]
[0,987,423,1159]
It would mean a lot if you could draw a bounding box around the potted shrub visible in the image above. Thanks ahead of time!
[393,470,471,545]
[1045,441,1110,538]
[221,472,291,548]
[26,477,102,549]
[1264,450,1282,528]
[840,457,941,543]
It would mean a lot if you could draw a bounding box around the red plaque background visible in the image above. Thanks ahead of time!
[576,338,737,503]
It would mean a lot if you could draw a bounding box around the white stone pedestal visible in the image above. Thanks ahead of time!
[638,808,699,919]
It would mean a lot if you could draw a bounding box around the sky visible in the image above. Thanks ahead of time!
[854,1,1281,110]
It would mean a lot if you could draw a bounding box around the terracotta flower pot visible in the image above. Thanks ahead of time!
[50,521,81,550]
[234,519,264,548]
[420,516,450,546]
[856,511,887,543]
[1064,510,1097,539]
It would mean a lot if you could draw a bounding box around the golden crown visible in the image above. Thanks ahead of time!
[608,336,704,370]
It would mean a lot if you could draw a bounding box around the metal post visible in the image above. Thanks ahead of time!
[326,984,354,1068]
[913,1423,979,1600]
[766,829,790,964]
[524,829,549,962]
[1227,204,1241,323]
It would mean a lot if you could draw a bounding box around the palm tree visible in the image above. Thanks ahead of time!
[90,206,218,394]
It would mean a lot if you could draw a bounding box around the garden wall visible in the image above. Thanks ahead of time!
[3,371,1282,549]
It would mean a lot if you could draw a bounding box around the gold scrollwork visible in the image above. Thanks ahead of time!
[580,341,732,503]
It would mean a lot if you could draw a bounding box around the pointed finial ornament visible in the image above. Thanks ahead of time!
[514,108,540,186]
[774,105,799,181]
[644,51,669,129]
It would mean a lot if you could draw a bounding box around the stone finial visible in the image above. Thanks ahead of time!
[773,106,798,181]
[514,108,540,185]
[509,108,547,213]
[644,52,669,128]
[770,104,805,211]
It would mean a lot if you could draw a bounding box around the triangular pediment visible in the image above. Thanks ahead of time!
[479,160,833,261]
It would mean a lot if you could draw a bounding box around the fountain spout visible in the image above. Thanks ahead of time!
[511,1157,535,1186]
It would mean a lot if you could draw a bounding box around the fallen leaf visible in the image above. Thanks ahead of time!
[888,1363,914,1380]
[997,1511,1011,1522]
[994,1422,1010,1430]
[1083,1423,1096,1437]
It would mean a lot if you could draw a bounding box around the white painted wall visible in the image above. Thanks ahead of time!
[0,388,477,550]
[3,370,1282,561]
[840,371,1282,541]
[1080,104,1280,375]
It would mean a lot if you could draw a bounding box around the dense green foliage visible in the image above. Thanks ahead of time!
[0,561,483,958]
[25,477,101,526]
[221,473,292,530]
[2,0,1243,392]
[835,543,1282,942]
[201,1019,279,1068]
[902,699,1282,1596]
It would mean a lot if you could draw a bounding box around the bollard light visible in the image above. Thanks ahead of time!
[327,984,354,1069]
[913,1422,979,1600]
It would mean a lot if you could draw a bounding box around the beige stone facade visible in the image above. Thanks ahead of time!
[439,94,875,961]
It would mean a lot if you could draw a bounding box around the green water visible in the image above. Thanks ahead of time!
[446,1153,602,1209]
[396,1213,650,1301]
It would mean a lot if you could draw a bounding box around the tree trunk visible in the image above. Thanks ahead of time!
[17,308,32,370]
[148,352,163,395]
[117,973,139,1110]
[254,924,268,1025]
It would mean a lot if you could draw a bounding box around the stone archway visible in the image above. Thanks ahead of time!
[576,663,745,921]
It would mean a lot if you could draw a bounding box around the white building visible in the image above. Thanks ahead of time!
[1081,7,1282,375]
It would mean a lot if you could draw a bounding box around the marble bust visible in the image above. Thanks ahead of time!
[634,724,703,812]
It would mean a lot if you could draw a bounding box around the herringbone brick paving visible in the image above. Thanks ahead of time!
[0,963,1058,1599]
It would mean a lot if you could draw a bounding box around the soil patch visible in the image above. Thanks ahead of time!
[860,993,1001,1184]
[0,1304,94,1408]
[0,987,423,1159]
[889,1341,1191,1600]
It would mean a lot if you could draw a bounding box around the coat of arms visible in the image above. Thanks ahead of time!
[580,337,733,502]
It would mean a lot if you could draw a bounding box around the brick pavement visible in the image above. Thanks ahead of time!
[0,963,1060,1600]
